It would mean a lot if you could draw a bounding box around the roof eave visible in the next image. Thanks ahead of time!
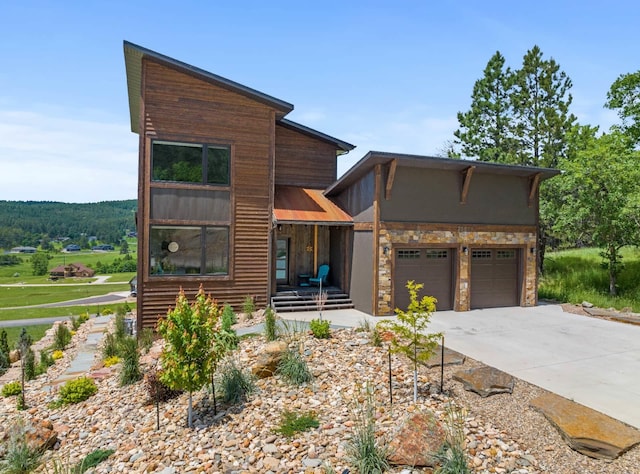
[123,41,294,134]
[277,118,355,153]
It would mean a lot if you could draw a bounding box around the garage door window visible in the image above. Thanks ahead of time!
[497,250,516,259]
[425,250,448,259]
[398,249,421,259]
[472,250,492,259]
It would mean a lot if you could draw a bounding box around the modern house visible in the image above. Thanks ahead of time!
[123,41,559,329]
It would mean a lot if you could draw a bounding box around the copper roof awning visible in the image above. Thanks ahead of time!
[274,186,353,225]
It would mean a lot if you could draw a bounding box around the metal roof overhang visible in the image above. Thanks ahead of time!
[273,186,353,226]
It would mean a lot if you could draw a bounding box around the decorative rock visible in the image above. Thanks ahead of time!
[19,418,58,452]
[422,345,466,368]
[388,411,445,467]
[581,301,594,308]
[251,340,288,378]
[9,349,20,363]
[530,393,640,459]
[453,366,514,397]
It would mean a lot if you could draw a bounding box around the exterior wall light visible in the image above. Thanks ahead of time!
[462,246,469,255]
[383,246,390,256]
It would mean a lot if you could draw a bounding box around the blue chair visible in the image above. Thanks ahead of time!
[309,264,329,286]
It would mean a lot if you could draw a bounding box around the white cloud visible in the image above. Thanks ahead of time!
[0,109,138,202]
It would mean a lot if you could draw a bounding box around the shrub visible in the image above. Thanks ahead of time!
[52,350,64,360]
[145,369,182,404]
[221,304,237,330]
[118,336,141,386]
[114,314,127,341]
[36,350,54,376]
[101,308,114,316]
[216,358,256,404]
[2,420,43,474]
[74,449,115,473]
[216,328,239,352]
[78,312,90,325]
[53,323,72,351]
[433,404,471,474]
[274,409,319,437]
[103,356,120,367]
[346,383,389,474]
[277,349,313,385]
[102,333,118,359]
[58,376,97,405]
[242,295,255,318]
[264,306,277,341]
[70,316,80,331]
[23,347,36,381]
[138,328,154,354]
[0,329,10,372]
[309,318,331,339]
[2,380,22,397]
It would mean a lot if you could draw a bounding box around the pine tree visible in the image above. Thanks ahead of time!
[605,70,640,143]
[454,51,517,163]
[511,45,576,168]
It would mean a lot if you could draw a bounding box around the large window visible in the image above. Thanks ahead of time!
[152,141,230,185]
[150,226,229,276]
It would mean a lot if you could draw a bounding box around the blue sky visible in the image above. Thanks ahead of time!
[1,0,636,202]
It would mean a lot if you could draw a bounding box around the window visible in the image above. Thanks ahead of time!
[150,226,228,276]
[152,141,230,185]
[472,250,492,259]
[497,249,516,259]
[398,249,421,259]
[425,250,448,259]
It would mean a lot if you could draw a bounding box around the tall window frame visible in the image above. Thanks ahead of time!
[148,138,233,279]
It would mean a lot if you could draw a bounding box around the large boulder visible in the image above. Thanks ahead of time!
[251,340,288,378]
[531,393,640,460]
[453,366,514,398]
[388,411,445,467]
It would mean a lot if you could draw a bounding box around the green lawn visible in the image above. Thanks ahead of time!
[0,284,129,309]
[539,247,640,312]
[0,303,136,322]
[0,250,136,284]
[2,324,52,349]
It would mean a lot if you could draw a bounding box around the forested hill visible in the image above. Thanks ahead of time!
[0,200,137,249]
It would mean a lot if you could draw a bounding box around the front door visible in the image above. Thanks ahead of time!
[276,238,289,284]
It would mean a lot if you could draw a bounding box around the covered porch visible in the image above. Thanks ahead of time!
[271,186,354,311]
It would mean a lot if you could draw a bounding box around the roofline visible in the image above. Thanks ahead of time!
[123,41,294,133]
[325,151,561,195]
[277,118,355,154]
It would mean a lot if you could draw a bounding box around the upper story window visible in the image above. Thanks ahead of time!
[152,141,230,185]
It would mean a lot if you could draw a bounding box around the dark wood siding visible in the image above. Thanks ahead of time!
[138,59,276,328]
[275,125,337,188]
[379,166,536,225]
[470,248,519,308]
[273,224,330,285]
[394,248,454,311]
[334,169,375,223]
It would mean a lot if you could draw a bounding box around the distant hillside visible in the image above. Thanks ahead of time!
[0,200,137,249]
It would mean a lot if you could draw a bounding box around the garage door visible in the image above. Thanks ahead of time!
[470,248,519,309]
[394,248,453,311]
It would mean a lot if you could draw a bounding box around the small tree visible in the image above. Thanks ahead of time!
[157,286,221,428]
[377,281,442,403]
[0,329,10,373]
[31,252,49,276]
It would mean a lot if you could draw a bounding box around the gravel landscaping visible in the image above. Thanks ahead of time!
[1,312,640,473]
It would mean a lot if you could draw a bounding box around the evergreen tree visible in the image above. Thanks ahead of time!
[511,45,576,168]
[31,252,49,276]
[454,51,517,162]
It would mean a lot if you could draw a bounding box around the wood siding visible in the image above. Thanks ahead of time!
[275,124,338,188]
[138,59,276,328]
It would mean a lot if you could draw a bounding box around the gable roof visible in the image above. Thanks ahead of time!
[325,151,561,196]
[123,41,294,133]
[277,119,355,154]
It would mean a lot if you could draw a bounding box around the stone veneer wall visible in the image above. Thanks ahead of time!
[377,224,537,315]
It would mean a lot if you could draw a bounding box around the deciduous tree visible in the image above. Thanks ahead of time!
[157,286,221,428]
[605,70,640,143]
[554,130,640,295]
[377,280,442,403]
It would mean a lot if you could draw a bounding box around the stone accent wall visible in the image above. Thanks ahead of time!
[377,224,537,315]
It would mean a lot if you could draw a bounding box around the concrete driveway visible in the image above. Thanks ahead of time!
[280,304,640,429]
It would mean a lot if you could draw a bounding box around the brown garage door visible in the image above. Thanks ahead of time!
[470,248,519,309]
[394,248,453,311]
